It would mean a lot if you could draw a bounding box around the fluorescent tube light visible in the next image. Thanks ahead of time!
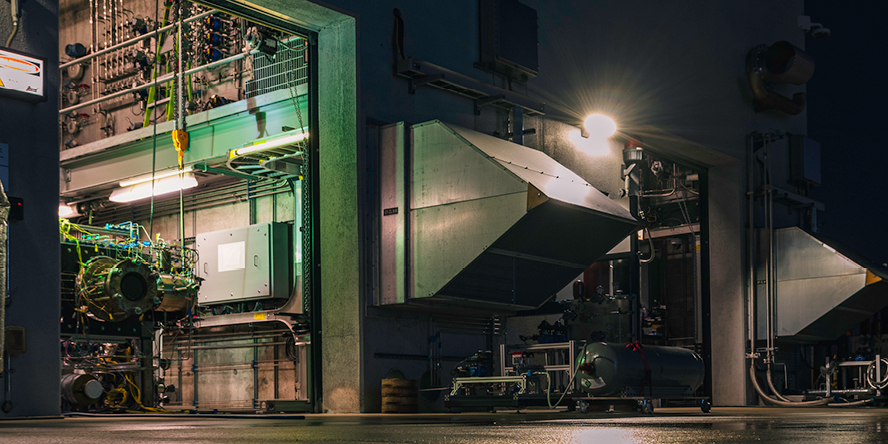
[230,131,308,158]
[119,165,195,187]
[110,173,198,203]
[59,203,78,218]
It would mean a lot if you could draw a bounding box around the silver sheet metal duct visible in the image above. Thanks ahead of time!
[757,227,888,343]
[378,120,639,313]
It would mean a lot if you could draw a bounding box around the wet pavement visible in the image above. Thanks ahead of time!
[1,407,887,443]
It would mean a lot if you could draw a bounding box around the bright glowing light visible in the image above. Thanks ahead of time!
[120,165,195,187]
[231,131,309,158]
[822,242,836,254]
[583,113,617,138]
[59,203,77,218]
[110,173,198,203]
[569,128,611,156]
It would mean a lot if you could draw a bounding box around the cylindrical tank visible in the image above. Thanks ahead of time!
[575,342,704,397]
[155,274,197,312]
[61,373,104,406]
[76,256,162,322]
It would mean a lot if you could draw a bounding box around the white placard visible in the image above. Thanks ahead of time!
[218,241,246,272]
[0,48,44,100]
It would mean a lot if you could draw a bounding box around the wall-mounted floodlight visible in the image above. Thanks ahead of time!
[110,173,198,203]
[583,114,617,139]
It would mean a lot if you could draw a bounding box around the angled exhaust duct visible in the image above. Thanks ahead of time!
[378,120,639,313]
[747,41,815,115]
[757,227,888,343]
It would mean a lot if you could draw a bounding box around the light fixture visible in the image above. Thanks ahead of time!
[821,242,836,254]
[230,131,308,158]
[119,165,195,187]
[59,203,79,218]
[110,173,198,203]
[583,114,617,139]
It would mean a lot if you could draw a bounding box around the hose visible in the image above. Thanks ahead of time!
[542,368,575,409]
[748,364,831,406]
[639,227,655,263]
[5,23,17,48]
[765,364,793,403]
[866,358,888,390]
[827,398,874,407]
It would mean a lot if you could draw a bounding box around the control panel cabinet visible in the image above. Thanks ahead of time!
[196,222,291,305]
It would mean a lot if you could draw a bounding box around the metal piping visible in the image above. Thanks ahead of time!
[59,49,259,114]
[747,134,756,357]
[59,10,214,69]
[748,364,831,406]
[746,51,807,116]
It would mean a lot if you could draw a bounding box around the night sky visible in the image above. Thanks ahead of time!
[805,1,888,266]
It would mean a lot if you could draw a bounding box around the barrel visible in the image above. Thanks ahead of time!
[381,378,418,413]
[574,342,704,397]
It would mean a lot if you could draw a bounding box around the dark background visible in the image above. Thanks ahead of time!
[806,1,888,266]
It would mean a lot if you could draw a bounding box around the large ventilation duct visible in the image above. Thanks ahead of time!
[757,227,888,343]
[378,120,639,312]
[747,41,815,115]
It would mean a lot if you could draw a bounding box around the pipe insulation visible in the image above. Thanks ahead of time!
[0,181,9,375]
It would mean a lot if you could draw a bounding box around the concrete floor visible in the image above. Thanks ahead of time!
[1,407,886,443]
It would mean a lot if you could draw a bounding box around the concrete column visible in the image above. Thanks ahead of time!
[317,17,360,413]
[707,163,748,406]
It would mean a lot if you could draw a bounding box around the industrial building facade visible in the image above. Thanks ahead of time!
[0,0,884,417]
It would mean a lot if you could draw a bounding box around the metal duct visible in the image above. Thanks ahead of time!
[378,120,639,312]
[746,41,814,115]
[756,227,888,343]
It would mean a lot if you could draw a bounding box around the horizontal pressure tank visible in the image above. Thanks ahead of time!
[574,342,704,397]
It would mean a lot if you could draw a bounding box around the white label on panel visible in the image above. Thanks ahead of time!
[218,241,246,272]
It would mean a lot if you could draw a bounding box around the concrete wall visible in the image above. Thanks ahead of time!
[0,0,61,417]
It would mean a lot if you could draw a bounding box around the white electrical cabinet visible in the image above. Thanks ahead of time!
[196,222,291,305]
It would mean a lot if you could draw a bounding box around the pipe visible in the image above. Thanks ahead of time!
[827,399,874,407]
[765,135,773,360]
[749,365,831,406]
[747,69,806,115]
[59,10,214,69]
[60,50,259,114]
[766,364,793,403]
[747,134,756,356]
[0,182,9,376]
[5,0,20,47]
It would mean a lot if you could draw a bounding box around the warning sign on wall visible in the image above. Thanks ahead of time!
[0,47,45,102]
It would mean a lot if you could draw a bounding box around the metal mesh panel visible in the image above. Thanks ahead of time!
[246,38,308,98]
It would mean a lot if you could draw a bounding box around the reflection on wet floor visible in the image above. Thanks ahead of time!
[0,408,886,444]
